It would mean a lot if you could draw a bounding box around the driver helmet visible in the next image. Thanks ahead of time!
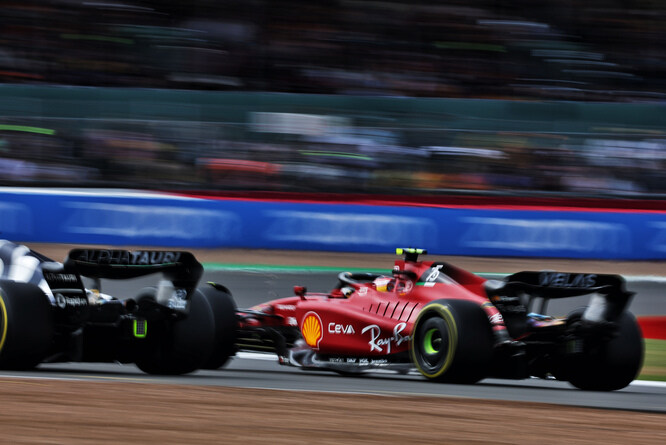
[373,276,395,292]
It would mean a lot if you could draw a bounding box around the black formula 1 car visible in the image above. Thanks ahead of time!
[0,240,236,375]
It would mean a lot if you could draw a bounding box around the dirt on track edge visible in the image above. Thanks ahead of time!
[0,379,664,445]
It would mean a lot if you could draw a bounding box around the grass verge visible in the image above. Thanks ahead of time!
[639,339,666,381]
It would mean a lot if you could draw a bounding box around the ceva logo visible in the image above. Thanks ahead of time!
[301,312,323,349]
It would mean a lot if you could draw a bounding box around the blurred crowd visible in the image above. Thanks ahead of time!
[2,0,665,101]
[1,115,663,197]
[0,0,665,198]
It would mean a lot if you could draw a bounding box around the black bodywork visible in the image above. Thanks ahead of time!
[0,241,235,374]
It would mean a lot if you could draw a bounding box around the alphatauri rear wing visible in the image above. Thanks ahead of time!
[488,271,634,324]
[61,249,203,297]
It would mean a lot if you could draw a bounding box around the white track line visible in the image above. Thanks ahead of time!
[234,352,666,388]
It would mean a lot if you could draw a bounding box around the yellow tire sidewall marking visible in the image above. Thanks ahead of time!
[411,303,458,379]
[0,293,8,354]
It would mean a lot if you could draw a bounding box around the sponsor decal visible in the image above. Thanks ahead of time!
[329,357,389,365]
[425,265,443,283]
[361,358,388,364]
[301,312,323,349]
[461,217,631,254]
[63,202,241,242]
[75,250,181,265]
[276,304,296,311]
[44,273,78,283]
[327,357,389,365]
[539,272,597,288]
[287,317,298,326]
[361,322,410,353]
[420,264,456,286]
[327,357,358,364]
[328,323,355,335]
[265,210,436,247]
[489,313,504,325]
[55,293,87,309]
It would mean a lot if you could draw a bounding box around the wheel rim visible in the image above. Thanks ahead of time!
[418,321,449,371]
[423,328,441,355]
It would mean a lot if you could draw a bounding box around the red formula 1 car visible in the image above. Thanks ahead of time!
[235,248,644,391]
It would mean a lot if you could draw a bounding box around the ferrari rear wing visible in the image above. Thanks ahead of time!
[61,248,203,297]
[490,271,634,324]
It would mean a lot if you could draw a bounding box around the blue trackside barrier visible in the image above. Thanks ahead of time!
[1,188,665,260]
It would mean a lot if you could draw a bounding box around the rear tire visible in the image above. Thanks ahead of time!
[0,280,54,370]
[563,308,643,391]
[198,284,238,370]
[410,299,494,383]
[134,287,215,375]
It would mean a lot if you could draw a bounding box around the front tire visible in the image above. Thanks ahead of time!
[410,299,494,383]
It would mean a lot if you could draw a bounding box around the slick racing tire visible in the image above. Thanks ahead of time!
[134,287,215,375]
[563,308,644,391]
[0,280,54,370]
[410,299,494,383]
[198,284,238,370]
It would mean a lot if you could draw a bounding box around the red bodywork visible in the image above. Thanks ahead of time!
[239,256,502,358]
[234,250,642,390]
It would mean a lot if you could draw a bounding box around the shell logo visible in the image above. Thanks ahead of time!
[301,312,323,349]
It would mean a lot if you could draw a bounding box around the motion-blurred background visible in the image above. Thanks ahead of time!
[1,0,665,198]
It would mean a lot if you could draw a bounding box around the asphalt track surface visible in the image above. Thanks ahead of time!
[2,268,664,413]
